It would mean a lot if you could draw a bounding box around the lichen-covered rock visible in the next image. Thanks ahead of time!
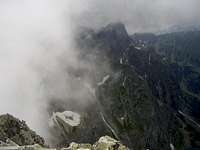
[65,142,92,150]
[93,136,128,150]
[50,111,81,136]
[0,114,45,146]
[64,136,128,150]
[0,142,45,150]
[0,136,128,150]
[0,114,128,150]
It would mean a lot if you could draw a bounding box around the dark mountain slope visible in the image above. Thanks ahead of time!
[131,31,200,119]
[77,23,200,149]
[130,30,200,149]
[156,31,200,67]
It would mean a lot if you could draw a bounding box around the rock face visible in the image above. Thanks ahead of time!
[93,136,128,150]
[68,136,128,150]
[1,23,200,150]
[50,111,81,135]
[0,114,128,150]
[0,114,45,146]
[77,23,200,149]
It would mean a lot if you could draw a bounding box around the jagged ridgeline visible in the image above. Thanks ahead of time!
[1,23,200,150]
[0,114,128,150]
[77,23,200,150]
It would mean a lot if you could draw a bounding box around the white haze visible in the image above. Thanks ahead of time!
[79,0,200,33]
[0,0,90,140]
[0,0,199,144]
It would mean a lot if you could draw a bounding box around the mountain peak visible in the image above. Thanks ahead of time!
[100,22,128,37]
[103,22,126,30]
[95,23,132,56]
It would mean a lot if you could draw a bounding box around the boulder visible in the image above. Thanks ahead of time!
[0,136,128,150]
[93,136,128,150]
[50,111,81,136]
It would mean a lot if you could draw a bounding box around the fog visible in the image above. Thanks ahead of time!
[79,0,200,33]
[0,0,199,144]
[0,0,90,140]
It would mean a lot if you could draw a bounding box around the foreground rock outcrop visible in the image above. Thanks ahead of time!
[0,114,44,146]
[0,114,128,150]
[68,136,128,150]
[0,136,128,150]
[49,111,81,136]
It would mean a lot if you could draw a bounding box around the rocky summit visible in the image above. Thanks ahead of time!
[0,114,128,150]
[0,135,128,150]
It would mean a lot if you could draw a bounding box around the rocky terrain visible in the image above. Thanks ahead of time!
[1,23,200,150]
[76,23,200,150]
[0,114,45,147]
[0,114,128,150]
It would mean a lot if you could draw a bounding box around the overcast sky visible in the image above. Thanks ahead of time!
[77,0,200,33]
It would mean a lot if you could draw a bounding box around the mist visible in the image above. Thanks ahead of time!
[0,0,91,140]
[0,0,199,144]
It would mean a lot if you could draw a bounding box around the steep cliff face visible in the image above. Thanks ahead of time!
[156,31,200,67]
[97,66,183,150]
[77,23,200,149]
[131,31,200,121]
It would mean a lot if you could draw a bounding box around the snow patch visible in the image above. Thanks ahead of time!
[98,136,118,144]
[120,58,123,64]
[122,77,126,87]
[100,113,119,139]
[178,110,200,128]
[170,143,175,150]
[138,75,144,80]
[135,46,141,50]
[148,54,151,65]
[98,75,110,86]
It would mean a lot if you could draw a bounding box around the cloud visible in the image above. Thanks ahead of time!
[77,0,200,33]
[0,0,90,140]
[0,0,199,144]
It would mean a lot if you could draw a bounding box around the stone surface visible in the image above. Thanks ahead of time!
[0,136,128,150]
[50,111,81,135]
[0,114,45,146]
[93,136,128,150]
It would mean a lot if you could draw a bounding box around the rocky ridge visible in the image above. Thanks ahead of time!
[0,136,128,150]
[0,114,128,150]
[77,23,200,149]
